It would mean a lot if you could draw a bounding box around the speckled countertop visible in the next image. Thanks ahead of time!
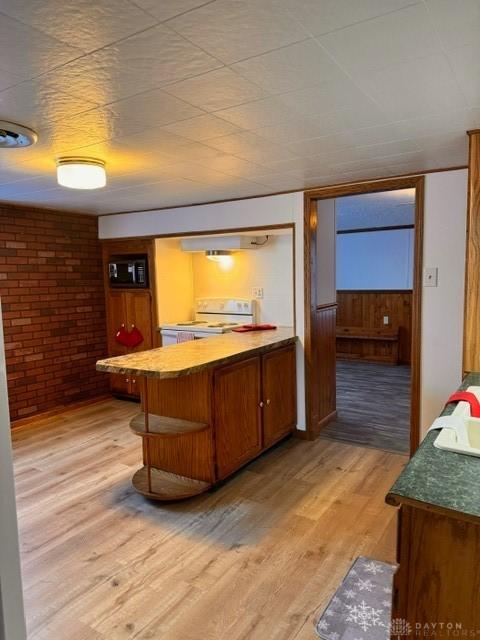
[387,372,480,522]
[96,327,296,379]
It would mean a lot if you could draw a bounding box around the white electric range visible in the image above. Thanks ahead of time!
[160,298,256,345]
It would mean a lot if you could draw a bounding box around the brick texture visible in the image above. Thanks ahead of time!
[0,204,109,423]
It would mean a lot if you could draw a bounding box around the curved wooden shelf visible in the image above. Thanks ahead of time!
[132,466,211,501]
[129,413,208,437]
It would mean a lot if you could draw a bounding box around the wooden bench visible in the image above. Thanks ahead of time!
[336,326,400,365]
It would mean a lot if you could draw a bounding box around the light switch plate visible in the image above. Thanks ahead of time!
[383,316,389,325]
[252,287,264,299]
[424,267,438,287]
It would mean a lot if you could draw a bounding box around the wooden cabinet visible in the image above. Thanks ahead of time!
[215,357,262,479]
[115,338,298,501]
[390,504,480,638]
[102,238,158,399]
[106,290,153,397]
[262,345,297,447]
[214,344,297,479]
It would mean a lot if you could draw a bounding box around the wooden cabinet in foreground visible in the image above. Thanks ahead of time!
[127,342,297,501]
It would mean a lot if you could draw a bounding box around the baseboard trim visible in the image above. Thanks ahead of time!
[11,395,112,431]
[310,410,338,440]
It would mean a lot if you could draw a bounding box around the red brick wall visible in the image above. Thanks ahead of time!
[0,204,109,423]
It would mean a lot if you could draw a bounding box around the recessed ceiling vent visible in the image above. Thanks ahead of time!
[0,121,38,148]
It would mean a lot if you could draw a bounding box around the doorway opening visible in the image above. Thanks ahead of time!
[322,190,414,454]
[304,177,424,455]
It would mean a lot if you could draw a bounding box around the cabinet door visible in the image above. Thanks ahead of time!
[110,373,131,396]
[214,357,262,480]
[262,345,297,447]
[106,290,127,355]
[125,291,153,352]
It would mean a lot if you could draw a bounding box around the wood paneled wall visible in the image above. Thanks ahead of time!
[336,290,412,364]
[308,304,337,433]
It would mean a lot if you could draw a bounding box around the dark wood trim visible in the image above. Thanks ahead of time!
[97,165,466,217]
[293,428,313,440]
[463,131,480,372]
[315,410,338,434]
[304,176,424,454]
[410,177,424,454]
[337,224,414,235]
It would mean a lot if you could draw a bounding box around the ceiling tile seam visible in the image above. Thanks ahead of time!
[155,0,218,23]
[160,70,272,113]
[0,19,225,95]
[288,1,423,38]
[420,0,471,110]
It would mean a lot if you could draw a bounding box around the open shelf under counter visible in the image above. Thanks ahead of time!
[129,413,208,437]
[132,466,211,501]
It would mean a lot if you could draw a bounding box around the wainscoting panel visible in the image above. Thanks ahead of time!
[336,290,412,364]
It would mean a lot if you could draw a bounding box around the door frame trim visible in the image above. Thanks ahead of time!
[304,176,425,455]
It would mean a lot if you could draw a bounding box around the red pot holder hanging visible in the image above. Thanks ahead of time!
[115,324,130,347]
[128,325,144,348]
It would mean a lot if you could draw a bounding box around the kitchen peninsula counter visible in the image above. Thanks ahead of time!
[96,327,296,379]
[96,328,298,501]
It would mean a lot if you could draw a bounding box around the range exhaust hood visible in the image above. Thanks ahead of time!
[180,235,268,252]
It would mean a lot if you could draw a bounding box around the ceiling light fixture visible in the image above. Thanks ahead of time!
[206,250,232,262]
[0,120,38,148]
[56,157,106,190]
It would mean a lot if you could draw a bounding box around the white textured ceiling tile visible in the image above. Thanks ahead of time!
[204,131,298,164]
[425,0,480,50]
[286,132,353,157]
[133,0,216,22]
[199,154,278,180]
[340,123,408,147]
[279,0,420,36]
[231,39,347,93]
[447,43,480,108]
[359,54,467,120]
[214,96,299,129]
[395,109,480,139]
[161,141,228,162]
[107,89,205,128]
[161,114,241,141]
[252,118,330,145]
[279,78,381,119]
[0,80,99,130]
[0,0,157,53]
[414,131,469,153]
[40,24,221,104]
[164,67,268,112]
[0,13,84,79]
[167,0,309,64]
[318,4,442,75]
[0,68,24,91]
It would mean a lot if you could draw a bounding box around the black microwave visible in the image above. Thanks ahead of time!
[108,255,148,288]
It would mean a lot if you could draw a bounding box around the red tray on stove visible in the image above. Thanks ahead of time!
[232,324,277,333]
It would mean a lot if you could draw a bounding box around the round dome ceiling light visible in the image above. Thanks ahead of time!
[0,121,38,148]
[56,157,106,190]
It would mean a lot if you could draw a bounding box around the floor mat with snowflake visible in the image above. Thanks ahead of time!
[315,556,395,640]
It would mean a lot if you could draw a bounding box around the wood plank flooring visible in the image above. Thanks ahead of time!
[322,360,411,454]
[12,399,407,640]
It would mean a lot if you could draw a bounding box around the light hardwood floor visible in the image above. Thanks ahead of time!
[12,399,407,640]
[322,361,411,454]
